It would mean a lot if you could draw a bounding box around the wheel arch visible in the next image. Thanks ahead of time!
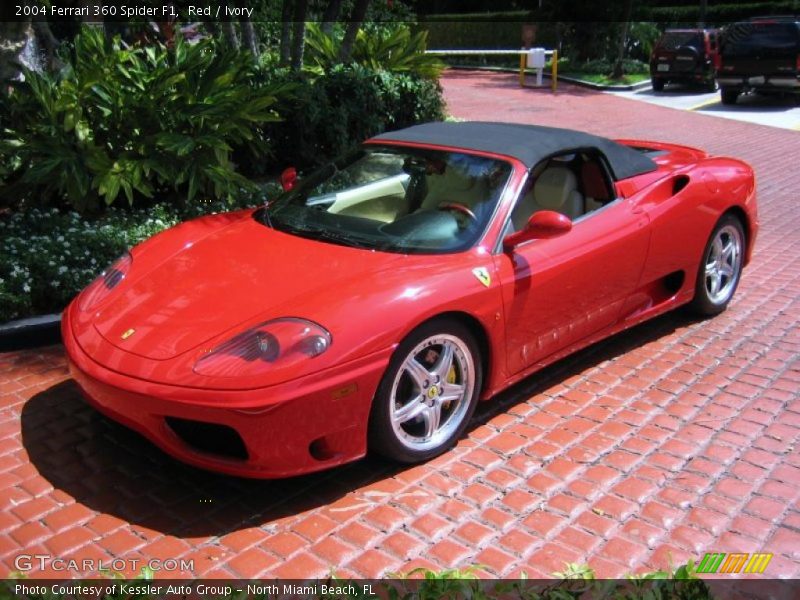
[409,311,492,397]
[720,205,751,264]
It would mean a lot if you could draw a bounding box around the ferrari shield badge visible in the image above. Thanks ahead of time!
[472,267,491,287]
[120,328,136,340]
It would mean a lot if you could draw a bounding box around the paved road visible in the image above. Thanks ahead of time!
[1,71,799,580]
[608,83,800,131]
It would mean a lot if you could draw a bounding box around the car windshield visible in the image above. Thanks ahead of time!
[658,32,704,51]
[260,146,512,254]
[722,22,800,57]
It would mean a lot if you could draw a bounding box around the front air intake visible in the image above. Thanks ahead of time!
[165,417,248,460]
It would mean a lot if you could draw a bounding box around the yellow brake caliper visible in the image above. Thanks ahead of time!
[443,365,457,408]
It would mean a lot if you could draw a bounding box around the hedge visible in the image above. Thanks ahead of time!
[649,1,800,24]
[417,16,559,51]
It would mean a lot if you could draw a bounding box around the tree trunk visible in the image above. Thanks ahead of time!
[0,21,32,90]
[612,0,633,79]
[279,0,293,66]
[221,21,239,49]
[32,21,61,72]
[339,0,370,62]
[290,0,308,71]
[321,0,344,36]
[240,19,259,57]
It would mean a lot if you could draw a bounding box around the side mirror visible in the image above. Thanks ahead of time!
[503,210,572,251]
[280,167,297,192]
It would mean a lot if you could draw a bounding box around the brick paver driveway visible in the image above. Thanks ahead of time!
[1,70,799,580]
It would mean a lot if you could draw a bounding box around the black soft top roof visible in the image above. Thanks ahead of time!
[370,121,657,180]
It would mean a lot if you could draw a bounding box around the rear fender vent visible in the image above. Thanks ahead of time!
[643,174,692,206]
[673,175,690,194]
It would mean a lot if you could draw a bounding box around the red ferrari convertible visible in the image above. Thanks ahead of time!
[63,122,758,478]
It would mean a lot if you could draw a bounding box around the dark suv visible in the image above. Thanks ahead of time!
[650,29,719,91]
[717,18,800,105]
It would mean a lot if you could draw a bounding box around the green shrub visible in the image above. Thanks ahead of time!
[563,58,649,76]
[419,17,559,52]
[263,64,445,172]
[305,23,445,80]
[0,27,284,214]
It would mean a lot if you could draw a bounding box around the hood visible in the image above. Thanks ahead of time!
[93,217,403,360]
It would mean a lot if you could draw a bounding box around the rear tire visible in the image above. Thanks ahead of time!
[689,214,745,316]
[651,78,665,92]
[368,319,482,464]
[720,87,739,105]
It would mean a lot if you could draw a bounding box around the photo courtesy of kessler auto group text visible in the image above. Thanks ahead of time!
[1,1,798,599]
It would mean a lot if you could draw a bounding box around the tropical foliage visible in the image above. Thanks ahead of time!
[305,23,445,79]
[0,28,284,213]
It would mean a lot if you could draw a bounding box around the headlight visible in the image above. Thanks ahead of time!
[78,251,132,312]
[193,318,332,378]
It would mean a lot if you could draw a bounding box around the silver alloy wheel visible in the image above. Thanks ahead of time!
[704,224,743,305]
[389,334,475,452]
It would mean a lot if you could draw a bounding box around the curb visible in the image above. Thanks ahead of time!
[555,74,652,92]
[447,65,652,91]
[0,313,62,352]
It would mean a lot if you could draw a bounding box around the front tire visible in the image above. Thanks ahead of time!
[689,214,745,316]
[368,319,482,463]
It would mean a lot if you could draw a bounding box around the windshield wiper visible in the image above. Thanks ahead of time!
[289,225,373,249]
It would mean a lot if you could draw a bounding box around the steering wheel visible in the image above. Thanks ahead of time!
[437,202,477,222]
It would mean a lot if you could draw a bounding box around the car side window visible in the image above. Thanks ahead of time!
[507,151,615,233]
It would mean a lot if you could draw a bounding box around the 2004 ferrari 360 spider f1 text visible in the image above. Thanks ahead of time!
[63,121,758,478]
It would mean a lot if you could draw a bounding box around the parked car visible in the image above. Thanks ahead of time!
[63,122,758,478]
[718,17,800,105]
[650,28,719,91]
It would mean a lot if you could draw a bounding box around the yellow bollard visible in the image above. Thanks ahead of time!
[519,52,526,87]
[551,49,558,92]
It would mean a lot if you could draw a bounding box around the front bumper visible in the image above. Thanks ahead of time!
[62,307,391,478]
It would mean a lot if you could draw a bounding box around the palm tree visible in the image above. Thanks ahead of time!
[279,0,292,66]
[340,0,371,62]
[322,0,344,36]
[612,0,633,79]
[291,0,309,71]
[0,22,32,89]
